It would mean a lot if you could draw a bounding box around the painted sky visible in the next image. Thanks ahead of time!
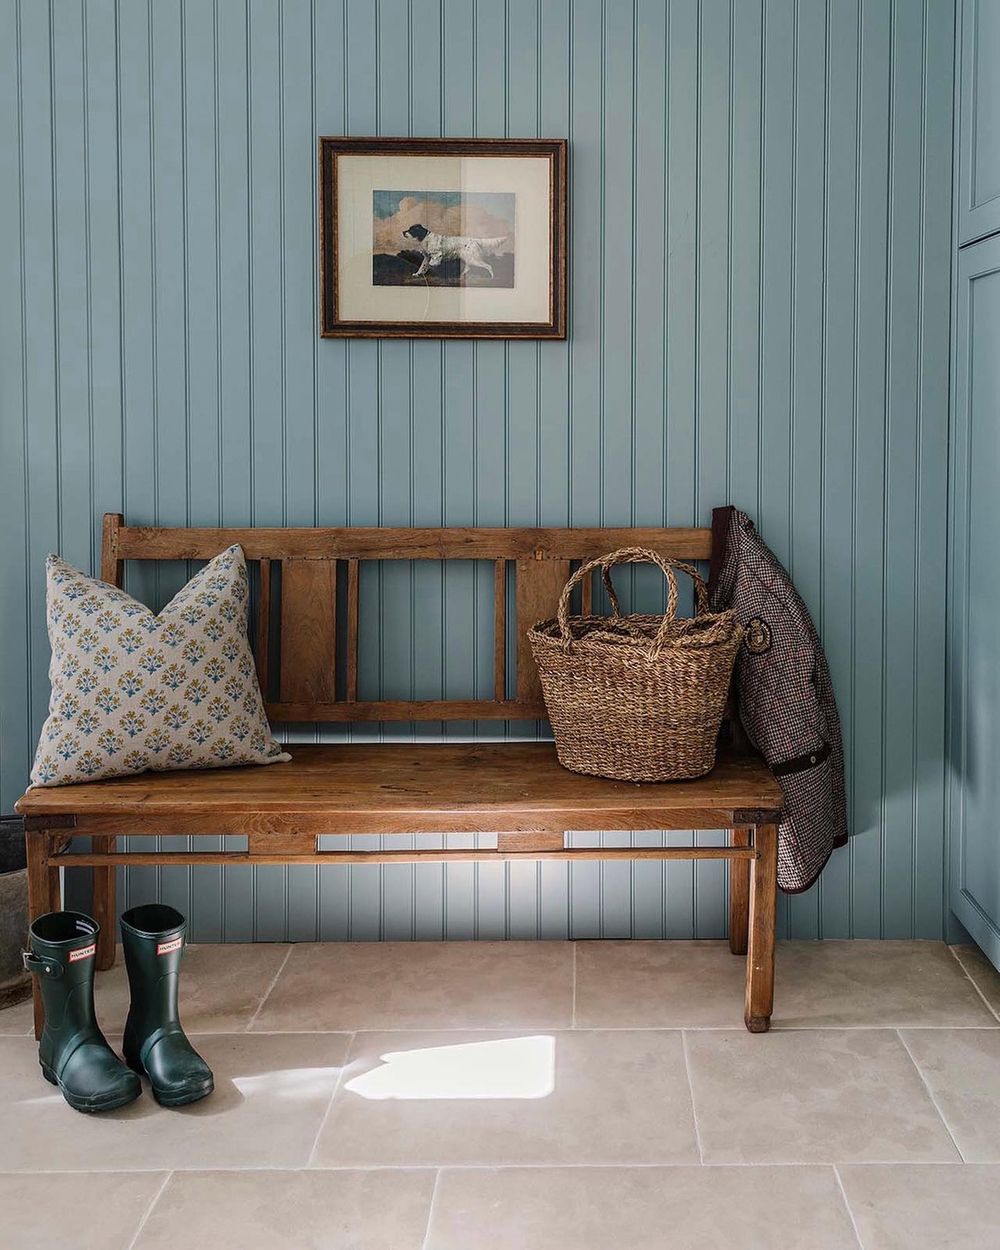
[372,190,515,255]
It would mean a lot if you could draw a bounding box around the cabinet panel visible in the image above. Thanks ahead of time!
[949,235,1000,959]
[958,0,1000,244]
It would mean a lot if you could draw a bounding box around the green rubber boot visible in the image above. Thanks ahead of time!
[120,904,214,1107]
[24,911,142,1114]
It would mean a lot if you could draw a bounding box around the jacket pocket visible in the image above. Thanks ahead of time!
[772,746,839,892]
[770,739,831,779]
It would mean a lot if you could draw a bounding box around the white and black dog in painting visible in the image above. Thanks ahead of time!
[399,223,511,282]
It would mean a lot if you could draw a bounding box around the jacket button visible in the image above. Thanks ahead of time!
[810,755,816,764]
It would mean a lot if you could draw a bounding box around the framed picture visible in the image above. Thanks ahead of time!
[319,137,567,339]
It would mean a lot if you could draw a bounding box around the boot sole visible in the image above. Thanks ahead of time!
[151,1077,214,1108]
[40,1063,142,1114]
[125,1055,214,1107]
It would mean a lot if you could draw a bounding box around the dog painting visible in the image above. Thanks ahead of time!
[319,136,566,337]
[372,190,515,288]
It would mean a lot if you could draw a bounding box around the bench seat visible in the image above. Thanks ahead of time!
[17,742,782,835]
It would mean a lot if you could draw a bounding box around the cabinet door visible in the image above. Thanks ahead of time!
[958,0,1000,244]
[949,234,1000,961]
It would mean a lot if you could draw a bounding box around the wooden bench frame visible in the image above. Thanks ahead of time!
[18,515,783,1035]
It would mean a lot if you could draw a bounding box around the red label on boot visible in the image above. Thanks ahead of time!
[157,936,182,956]
[68,944,96,962]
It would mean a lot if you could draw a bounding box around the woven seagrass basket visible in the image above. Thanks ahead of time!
[528,548,744,783]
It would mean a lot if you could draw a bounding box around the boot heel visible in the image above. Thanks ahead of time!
[40,1063,58,1086]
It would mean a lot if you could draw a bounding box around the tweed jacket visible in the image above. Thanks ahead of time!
[708,506,848,893]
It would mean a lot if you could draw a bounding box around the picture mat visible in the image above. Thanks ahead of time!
[337,154,551,323]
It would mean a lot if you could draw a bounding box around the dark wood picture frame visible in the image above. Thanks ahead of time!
[319,136,567,340]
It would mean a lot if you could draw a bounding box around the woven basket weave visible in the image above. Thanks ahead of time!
[528,548,744,782]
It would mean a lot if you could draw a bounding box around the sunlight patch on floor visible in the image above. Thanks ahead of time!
[345,1035,556,1101]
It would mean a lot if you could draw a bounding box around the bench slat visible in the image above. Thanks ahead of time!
[279,558,337,703]
[112,525,713,562]
[494,558,507,701]
[345,557,360,701]
[255,557,272,698]
[516,558,571,703]
[265,698,547,722]
[51,845,759,867]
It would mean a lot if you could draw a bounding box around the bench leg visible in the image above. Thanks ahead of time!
[91,836,117,970]
[744,822,777,1033]
[26,830,62,1041]
[728,828,750,955]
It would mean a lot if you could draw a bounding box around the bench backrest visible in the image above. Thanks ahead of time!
[101,514,712,724]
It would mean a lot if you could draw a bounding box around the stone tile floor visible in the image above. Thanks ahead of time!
[3,940,1000,1248]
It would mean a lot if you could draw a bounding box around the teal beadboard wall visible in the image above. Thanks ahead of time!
[0,0,956,940]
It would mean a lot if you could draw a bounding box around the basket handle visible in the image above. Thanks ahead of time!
[596,558,708,621]
[599,565,625,619]
[556,547,710,651]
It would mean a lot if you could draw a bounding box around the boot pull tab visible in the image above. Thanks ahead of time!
[23,950,63,978]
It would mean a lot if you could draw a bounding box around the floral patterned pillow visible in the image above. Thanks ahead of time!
[30,545,290,786]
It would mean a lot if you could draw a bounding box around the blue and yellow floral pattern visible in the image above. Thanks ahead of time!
[30,545,290,787]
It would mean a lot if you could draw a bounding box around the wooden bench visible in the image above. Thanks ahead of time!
[17,515,783,1035]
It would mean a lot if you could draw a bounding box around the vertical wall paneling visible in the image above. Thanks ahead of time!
[116,0,158,922]
[217,0,255,940]
[692,0,731,939]
[149,0,193,928]
[534,0,571,940]
[1,0,956,941]
[378,0,418,941]
[439,0,477,939]
[344,0,382,942]
[782,0,826,939]
[817,0,861,938]
[282,0,322,941]
[314,0,352,942]
[661,0,698,940]
[0,0,29,810]
[596,0,635,938]
[181,0,223,939]
[407,0,447,943]
[913,0,952,937]
[629,0,670,940]
[471,0,509,940]
[881,0,925,938]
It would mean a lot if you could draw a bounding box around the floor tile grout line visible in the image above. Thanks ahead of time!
[305,1030,356,1168]
[244,944,295,1033]
[679,1030,705,1165]
[948,946,1000,1024]
[419,1168,442,1250]
[832,1165,869,1250]
[9,1021,1000,1048]
[126,1170,173,1250]
[895,1028,967,1162]
[0,1161,987,1177]
[173,1023,1000,1038]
